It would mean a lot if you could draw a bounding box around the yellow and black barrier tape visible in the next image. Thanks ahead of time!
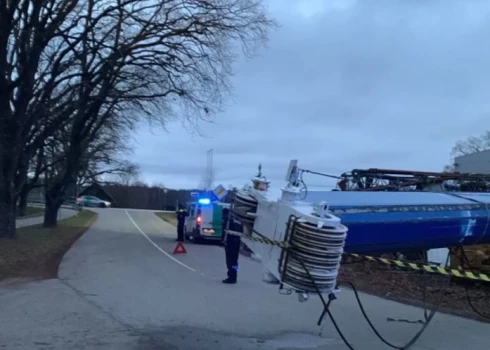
[226,230,490,282]
[345,253,490,282]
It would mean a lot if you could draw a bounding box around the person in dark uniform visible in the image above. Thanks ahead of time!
[222,207,243,284]
[175,204,188,242]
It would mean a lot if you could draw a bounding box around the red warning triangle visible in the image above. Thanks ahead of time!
[172,242,187,255]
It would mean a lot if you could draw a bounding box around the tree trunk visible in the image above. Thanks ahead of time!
[43,190,63,228]
[16,185,30,217]
[0,178,16,238]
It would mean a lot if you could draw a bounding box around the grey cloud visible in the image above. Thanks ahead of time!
[131,0,490,189]
[138,162,205,176]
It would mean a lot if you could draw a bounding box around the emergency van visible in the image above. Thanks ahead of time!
[184,197,230,242]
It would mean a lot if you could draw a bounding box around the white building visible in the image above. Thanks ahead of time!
[454,149,490,173]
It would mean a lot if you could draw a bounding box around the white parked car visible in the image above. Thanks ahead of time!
[76,195,112,208]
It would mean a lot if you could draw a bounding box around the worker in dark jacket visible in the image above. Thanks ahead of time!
[222,208,243,284]
[175,204,188,242]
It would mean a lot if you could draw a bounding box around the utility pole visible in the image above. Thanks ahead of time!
[205,148,214,191]
[163,188,168,210]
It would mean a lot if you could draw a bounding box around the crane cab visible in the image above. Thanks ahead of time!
[184,198,229,242]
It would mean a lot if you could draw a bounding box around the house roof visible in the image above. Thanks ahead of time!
[79,182,116,202]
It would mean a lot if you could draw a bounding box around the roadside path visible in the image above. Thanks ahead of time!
[16,208,77,228]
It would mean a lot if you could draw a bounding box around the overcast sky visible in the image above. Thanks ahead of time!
[130,0,490,190]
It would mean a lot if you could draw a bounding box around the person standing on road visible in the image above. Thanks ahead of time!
[175,204,188,242]
[222,207,243,284]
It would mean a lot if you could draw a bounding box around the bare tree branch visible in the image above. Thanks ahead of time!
[451,131,490,157]
[445,131,490,171]
[1,0,276,233]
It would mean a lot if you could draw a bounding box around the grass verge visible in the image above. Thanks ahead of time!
[16,206,45,219]
[154,211,178,226]
[0,209,98,282]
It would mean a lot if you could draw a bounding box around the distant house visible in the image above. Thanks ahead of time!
[78,183,116,205]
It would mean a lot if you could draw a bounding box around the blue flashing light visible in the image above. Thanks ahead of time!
[198,198,211,205]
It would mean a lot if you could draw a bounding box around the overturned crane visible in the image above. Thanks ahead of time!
[227,160,490,296]
[228,160,348,302]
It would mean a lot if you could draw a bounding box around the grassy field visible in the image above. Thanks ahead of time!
[0,209,98,281]
[16,206,45,219]
[154,211,178,226]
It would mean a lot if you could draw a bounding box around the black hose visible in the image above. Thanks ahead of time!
[291,252,437,350]
[298,170,308,200]
[337,281,436,350]
[325,307,356,350]
[331,251,453,349]
[457,247,490,320]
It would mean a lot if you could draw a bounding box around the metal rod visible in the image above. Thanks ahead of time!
[279,215,298,285]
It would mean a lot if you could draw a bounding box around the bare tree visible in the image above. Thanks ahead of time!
[451,131,490,157]
[79,161,140,187]
[76,125,140,187]
[151,181,166,189]
[15,116,139,216]
[0,0,276,235]
[0,0,81,237]
[106,170,141,186]
[16,141,52,217]
[43,0,275,227]
[444,131,490,171]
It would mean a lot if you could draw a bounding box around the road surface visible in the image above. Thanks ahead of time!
[1,208,489,349]
[16,207,77,228]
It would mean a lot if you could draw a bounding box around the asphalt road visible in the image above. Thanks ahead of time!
[1,208,489,349]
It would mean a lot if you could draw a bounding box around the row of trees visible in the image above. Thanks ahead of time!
[104,183,190,210]
[0,0,275,238]
[78,181,236,210]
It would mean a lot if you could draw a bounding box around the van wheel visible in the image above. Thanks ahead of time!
[192,228,202,244]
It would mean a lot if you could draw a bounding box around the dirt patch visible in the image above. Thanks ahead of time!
[16,206,45,219]
[339,260,490,323]
[155,212,178,226]
[0,209,98,281]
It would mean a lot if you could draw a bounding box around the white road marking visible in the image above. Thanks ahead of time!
[125,210,196,272]
[109,207,174,213]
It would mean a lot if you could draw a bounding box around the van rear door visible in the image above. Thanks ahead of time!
[199,206,217,236]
